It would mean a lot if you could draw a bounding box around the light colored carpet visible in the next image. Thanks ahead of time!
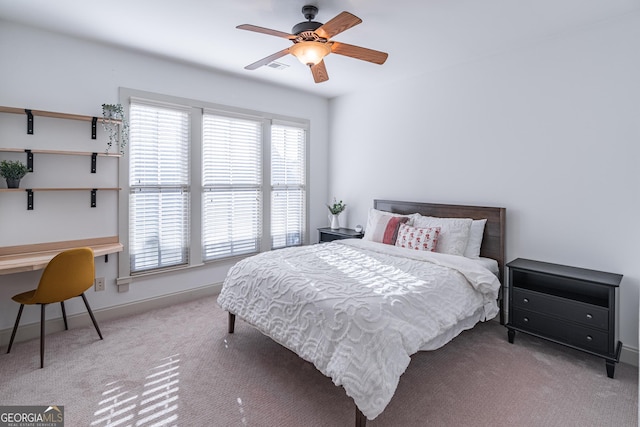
[0,296,636,426]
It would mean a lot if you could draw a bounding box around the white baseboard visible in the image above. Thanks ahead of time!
[0,283,222,348]
[620,345,639,367]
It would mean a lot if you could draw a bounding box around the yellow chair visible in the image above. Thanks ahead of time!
[6,247,103,368]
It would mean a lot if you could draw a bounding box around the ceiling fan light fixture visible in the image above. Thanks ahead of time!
[290,41,331,66]
[238,7,387,83]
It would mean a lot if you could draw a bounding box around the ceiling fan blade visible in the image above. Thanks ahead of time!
[315,11,362,39]
[331,41,388,65]
[244,48,291,70]
[311,60,329,83]
[237,24,296,40]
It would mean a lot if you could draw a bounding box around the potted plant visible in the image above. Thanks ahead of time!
[101,103,129,154]
[0,160,30,188]
[326,198,346,229]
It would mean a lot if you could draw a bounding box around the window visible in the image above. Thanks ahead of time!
[271,124,306,249]
[129,101,191,273]
[125,91,308,276]
[202,113,262,260]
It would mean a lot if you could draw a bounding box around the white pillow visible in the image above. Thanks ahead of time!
[463,219,487,258]
[363,208,416,244]
[412,216,473,256]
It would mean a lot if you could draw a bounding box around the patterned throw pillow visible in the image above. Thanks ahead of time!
[395,224,440,251]
[363,211,410,245]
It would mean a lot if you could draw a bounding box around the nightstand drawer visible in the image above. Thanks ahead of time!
[318,227,364,243]
[511,309,609,354]
[512,288,608,330]
[321,233,344,243]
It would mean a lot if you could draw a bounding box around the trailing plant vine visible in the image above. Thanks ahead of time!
[101,103,129,155]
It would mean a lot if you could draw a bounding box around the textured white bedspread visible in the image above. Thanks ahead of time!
[217,239,501,420]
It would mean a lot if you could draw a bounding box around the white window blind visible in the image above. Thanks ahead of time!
[202,114,262,260]
[271,124,306,249]
[129,102,190,273]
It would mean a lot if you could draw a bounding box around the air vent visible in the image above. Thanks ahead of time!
[267,61,289,70]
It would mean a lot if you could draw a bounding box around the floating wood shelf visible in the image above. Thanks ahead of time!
[0,148,120,173]
[0,187,121,210]
[0,106,122,124]
[0,148,121,157]
[0,188,121,192]
[0,105,122,138]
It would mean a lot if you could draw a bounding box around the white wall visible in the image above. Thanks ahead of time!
[0,21,329,332]
[329,12,640,355]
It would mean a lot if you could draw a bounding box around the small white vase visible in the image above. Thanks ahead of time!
[330,214,340,230]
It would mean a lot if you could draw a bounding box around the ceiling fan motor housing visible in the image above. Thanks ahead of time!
[293,5,322,36]
[292,20,322,35]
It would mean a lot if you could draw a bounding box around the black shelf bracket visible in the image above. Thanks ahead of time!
[91,152,97,173]
[25,109,34,134]
[91,117,97,139]
[91,189,97,207]
[26,189,34,210]
[25,149,34,172]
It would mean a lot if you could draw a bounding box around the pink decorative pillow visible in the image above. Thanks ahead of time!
[395,224,440,252]
[363,213,409,245]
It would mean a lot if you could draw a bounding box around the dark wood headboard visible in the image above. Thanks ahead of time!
[374,199,506,281]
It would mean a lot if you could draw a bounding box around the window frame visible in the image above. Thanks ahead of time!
[127,98,193,274]
[270,120,307,250]
[117,88,310,282]
[201,109,265,261]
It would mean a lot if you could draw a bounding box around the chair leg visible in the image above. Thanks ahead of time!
[40,304,46,369]
[7,304,25,354]
[81,293,103,340]
[60,301,68,330]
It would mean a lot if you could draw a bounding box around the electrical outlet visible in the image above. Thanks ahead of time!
[94,277,105,292]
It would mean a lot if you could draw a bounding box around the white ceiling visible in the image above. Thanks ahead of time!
[0,0,637,98]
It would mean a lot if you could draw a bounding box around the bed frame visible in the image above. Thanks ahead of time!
[227,200,506,427]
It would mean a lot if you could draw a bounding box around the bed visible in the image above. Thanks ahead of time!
[217,200,506,426]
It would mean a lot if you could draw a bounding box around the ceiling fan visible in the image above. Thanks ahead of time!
[237,5,388,83]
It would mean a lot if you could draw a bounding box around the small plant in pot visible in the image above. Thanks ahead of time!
[0,160,30,188]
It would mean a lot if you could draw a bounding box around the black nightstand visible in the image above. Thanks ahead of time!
[318,227,364,243]
[506,258,623,378]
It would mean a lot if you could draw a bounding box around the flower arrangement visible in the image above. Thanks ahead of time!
[326,198,346,215]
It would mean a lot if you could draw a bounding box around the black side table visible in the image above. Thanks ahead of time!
[506,258,623,378]
[318,227,364,243]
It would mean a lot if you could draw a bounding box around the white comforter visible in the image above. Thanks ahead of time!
[217,239,501,420]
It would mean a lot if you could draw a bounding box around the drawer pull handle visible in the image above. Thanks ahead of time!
[586,335,593,342]
[586,314,593,319]
[523,298,529,303]
[523,317,529,323]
